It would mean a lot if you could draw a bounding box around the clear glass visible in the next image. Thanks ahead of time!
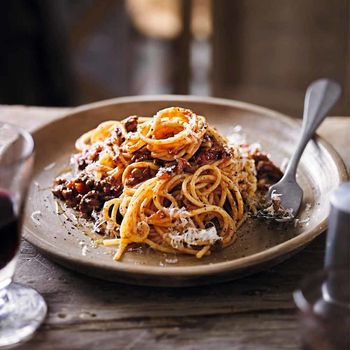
[294,269,350,350]
[0,122,47,347]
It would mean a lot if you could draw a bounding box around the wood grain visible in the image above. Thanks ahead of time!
[14,237,324,350]
[0,105,348,349]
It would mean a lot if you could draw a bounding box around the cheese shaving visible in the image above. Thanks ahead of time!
[169,226,222,249]
[31,210,42,225]
[259,190,294,222]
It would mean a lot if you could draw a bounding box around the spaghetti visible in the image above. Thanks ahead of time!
[53,107,267,261]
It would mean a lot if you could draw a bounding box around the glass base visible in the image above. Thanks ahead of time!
[0,283,47,348]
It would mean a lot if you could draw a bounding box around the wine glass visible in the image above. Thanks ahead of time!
[0,122,47,347]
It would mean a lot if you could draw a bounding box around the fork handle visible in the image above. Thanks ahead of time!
[283,79,341,181]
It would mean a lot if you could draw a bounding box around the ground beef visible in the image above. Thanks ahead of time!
[125,167,154,187]
[174,158,194,173]
[52,183,83,208]
[191,135,229,165]
[131,147,152,162]
[78,191,101,214]
[124,116,138,133]
[75,143,103,170]
[251,151,283,190]
[52,173,122,218]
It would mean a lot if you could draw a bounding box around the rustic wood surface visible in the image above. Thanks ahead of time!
[1,105,349,350]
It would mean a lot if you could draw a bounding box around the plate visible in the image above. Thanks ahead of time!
[23,96,348,286]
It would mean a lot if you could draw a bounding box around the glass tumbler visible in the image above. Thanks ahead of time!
[294,269,350,350]
[0,122,47,347]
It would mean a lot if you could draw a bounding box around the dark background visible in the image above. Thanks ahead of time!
[0,0,349,116]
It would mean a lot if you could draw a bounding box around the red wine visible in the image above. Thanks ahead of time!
[0,191,20,269]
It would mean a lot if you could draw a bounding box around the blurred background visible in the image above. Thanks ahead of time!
[0,0,349,116]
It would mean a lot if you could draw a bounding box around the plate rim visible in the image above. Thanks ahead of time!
[24,95,348,277]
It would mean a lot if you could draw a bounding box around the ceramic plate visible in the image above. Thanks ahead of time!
[23,96,348,286]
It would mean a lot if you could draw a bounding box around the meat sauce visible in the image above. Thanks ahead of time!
[53,130,281,219]
[251,151,283,190]
[52,174,122,218]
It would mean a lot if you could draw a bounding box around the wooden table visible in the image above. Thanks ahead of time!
[1,105,349,350]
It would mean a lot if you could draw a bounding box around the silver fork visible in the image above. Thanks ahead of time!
[260,79,341,222]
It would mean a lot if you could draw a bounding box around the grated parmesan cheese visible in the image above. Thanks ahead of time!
[259,190,294,222]
[169,226,222,249]
[163,206,190,218]
[31,210,42,225]
[165,257,178,264]
[81,245,88,256]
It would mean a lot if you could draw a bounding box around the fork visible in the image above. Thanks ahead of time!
[260,79,341,222]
